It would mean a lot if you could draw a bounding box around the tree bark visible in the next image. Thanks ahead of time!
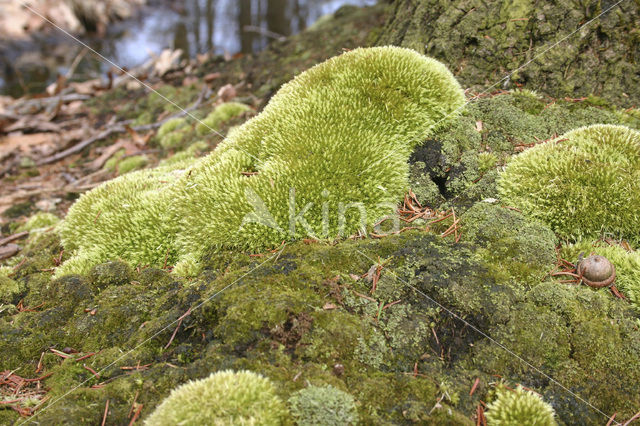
[376,0,640,105]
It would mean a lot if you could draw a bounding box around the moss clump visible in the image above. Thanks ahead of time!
[58,46,465,276]
[461,202,557,285]
[561,241,640,309]
[103,149,125,172]
[288,385,358,426]
[56,159,198,277]
[498,124,640,245]
[0,275,23,305]
[144,370,288,426]
[16,212,60,232]
[156,117,190,149]
[117,155,149,174]
[171,46,465,272]
[196,102,252,135]
[485,385,557,426]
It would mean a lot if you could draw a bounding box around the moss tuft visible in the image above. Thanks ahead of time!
[485,385,557,426]
[144,370,288,425]
[157,118,190,149]
[16,212,60,233]
[196,102,252,135]
[498,124,640,245]
[57,46,465,276]
[289,385,358,426]
[117,155,149,174]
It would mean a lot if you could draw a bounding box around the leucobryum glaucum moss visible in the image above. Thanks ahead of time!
[144,370,288,425]
[485,385,557,426]
[498,124,640,246]
[57,46,466,277]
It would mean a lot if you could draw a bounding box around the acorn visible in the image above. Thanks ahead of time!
[577,255,616,288]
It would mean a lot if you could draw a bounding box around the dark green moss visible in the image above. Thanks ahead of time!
[461,202,557,286]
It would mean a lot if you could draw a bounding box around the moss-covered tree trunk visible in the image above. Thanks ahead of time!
[376,0,640,105]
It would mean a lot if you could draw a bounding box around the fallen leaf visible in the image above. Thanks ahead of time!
[323,303,337,310]
[0,132,59,157]
[0,243,20,260]
[69,79,103,95]
[204,72,221,83]
[217,84,236,102]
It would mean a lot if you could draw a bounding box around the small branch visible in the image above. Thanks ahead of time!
[0,231,29,247]
[37,87,211,166]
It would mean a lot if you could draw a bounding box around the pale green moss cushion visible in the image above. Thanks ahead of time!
[485,385,557,426]
[144,370,287,426]
[498,124,640,245]
[57,46,465,276]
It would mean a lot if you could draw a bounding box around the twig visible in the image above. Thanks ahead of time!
[0,231,29,246]
[128,403,143,425]
[101,399,109,426]
[164,308,192,349]
[37,87,211,166]
[623,410,640,426]
[470,377,480,396]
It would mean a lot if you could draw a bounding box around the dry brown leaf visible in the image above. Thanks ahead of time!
[69,79,103,96]
[0,133,59,157]
[217,84,236,102]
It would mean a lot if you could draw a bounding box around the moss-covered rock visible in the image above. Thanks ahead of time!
[461,202,557,285]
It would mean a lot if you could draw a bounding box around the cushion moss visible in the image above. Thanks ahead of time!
[144,370,288,425]
[57,46,465,276]
[498,124,640,245]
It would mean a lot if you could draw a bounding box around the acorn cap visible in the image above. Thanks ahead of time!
[578,255,616,288]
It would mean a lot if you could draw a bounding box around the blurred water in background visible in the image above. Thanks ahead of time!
[0,0,376,97]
